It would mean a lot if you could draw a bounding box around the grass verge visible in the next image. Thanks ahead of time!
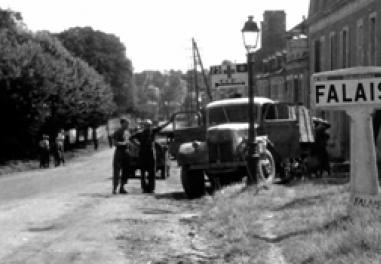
[195,182,381,264]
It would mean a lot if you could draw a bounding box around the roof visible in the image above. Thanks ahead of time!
[207,97,274,108]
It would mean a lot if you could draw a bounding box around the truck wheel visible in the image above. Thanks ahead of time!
[258,149,276,183]
[181,167,205,198]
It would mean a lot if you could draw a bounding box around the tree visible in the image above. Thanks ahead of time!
[134,70,186,120]
[57,27,135,113]
[0,8,115,159]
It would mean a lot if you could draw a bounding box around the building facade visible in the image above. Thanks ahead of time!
[285,20,310,107]
[254,10,287,73]
[256,17,309,107]
[257,51,287,102]
[308,0,381,160]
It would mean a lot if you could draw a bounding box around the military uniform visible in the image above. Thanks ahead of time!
[39,137,50,168]
[113,128,131,193]
[131,123,169,193]
[53,131,65,166]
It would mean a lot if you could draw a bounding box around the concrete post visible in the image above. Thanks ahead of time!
[347,107,379,196]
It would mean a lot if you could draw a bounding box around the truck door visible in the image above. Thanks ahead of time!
[262,103,299,159]
[170,112,205,159]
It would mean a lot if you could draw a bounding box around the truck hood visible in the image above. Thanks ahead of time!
[208,123,258,131]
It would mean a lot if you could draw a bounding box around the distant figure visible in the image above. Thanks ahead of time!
[311,118,331,177]
[112,118,131,194]
[106,124,113,148]
[39,135,50,168]
[131,119,171,193]
[92,127,99,150]
[53,130,65,167]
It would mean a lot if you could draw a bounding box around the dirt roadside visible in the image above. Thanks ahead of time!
[0,150,217,264]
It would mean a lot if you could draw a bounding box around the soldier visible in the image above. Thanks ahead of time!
[313,118,331,177]
[39,134,50,168]
[112,118,131,194]
[53,129,65,166]
[131,119,171,193]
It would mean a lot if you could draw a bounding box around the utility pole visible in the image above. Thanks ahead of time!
[192,40,199,111]
[192,38,213,102]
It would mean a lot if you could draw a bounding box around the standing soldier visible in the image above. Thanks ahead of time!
[313,118,331,177]
[39,134,50,168]
[53,129,65,166]
[112,118,131,194]
[131,119,171,193]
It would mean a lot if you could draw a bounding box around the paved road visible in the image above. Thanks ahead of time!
[0,149,214,264]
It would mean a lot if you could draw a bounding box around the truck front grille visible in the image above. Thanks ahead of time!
[209,141,234,163]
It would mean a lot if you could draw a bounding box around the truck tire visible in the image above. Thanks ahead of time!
[258,149,276,184]
[181,167,205,199]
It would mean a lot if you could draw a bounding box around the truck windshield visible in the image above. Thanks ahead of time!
[207,104,259,126]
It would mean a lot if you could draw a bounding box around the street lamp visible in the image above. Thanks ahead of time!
[242,16,260,185]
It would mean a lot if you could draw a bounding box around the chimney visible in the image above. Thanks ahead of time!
[261,10,287,56]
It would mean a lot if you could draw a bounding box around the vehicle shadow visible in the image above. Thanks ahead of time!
[155,192,188,201]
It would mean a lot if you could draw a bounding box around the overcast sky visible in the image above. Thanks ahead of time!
[0,0,309,72]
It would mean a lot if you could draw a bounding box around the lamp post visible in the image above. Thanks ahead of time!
[242,16,260,185]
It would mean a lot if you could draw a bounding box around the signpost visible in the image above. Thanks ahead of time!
[311,67,381,213]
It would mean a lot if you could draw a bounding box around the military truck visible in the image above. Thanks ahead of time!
[171,97,314,198]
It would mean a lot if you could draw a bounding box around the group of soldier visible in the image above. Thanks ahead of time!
[112,118,171,195]
[39,130,65,168]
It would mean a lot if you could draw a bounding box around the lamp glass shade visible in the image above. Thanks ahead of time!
[242,16,260,52]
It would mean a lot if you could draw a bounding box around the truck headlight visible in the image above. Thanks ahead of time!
[257,140,266,153]
[192,141,200,150]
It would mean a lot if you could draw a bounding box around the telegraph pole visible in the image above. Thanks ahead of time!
[192,38,213,102]
[192,40,199,111]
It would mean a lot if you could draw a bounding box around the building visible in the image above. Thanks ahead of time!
[254,10,287,73]
[285,20,309,106]
[256,15,309,106]
[308,0,381,160]
[257,51,287,101]
[261,10,287,56]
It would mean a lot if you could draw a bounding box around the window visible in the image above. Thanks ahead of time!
[264,104,295,121]
[356,19,364,66]
[329,32,338,70]
[293,76,299,103]
[314,39,321,72]
[369,13,377,66]
[320,36,326,71]
[341,28,350,68]
[208,104,259,126]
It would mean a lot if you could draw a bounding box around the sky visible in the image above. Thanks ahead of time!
[0,0,309,72]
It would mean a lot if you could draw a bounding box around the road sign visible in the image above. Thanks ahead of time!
[210,63,248,99]
[311,67,381,214]
[312,67,381,109]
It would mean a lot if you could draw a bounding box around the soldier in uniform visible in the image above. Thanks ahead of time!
[53,129,65,166]
[112,118,131,194]
[39,134,50,168]
[131,119,171,193]
[313,118,331,177]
